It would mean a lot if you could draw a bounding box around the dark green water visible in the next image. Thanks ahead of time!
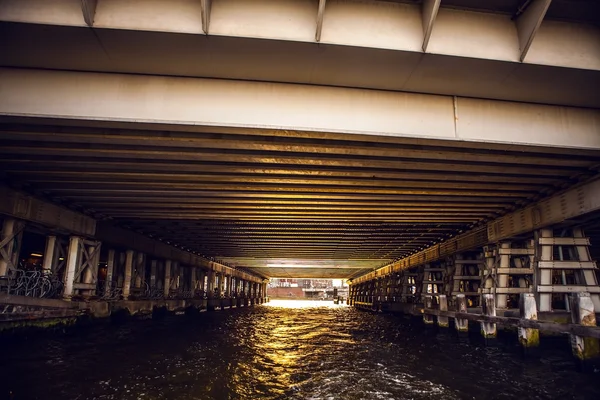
[1,300,598,400]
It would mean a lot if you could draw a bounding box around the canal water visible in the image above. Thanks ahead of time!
[1,300,599,400]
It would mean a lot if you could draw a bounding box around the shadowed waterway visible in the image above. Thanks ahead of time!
[1,300,599,399]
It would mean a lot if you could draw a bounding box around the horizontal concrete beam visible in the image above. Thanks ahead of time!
[352,176,600,283]
[0,185,263,281]
[96,223,264,282]
[1,0,598,71]
[0,185,96,236]
[1,68,599,149]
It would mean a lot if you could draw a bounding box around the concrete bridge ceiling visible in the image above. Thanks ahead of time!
[2,120,600,279]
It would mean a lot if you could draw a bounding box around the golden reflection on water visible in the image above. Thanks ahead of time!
[264,299,349,309]
[229,299,350,397]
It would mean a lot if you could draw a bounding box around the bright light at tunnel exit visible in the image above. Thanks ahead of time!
[265,299,348,308]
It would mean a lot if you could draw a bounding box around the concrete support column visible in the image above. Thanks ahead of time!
[423,295,434,324]
[497,242,511,309]
[0,218,17,276]
[164,260,172,297]
[105,249,115,295]
[225,275,232,296]
[41,235,57,275]
[135,252,145,288]
[570,292,599,361]
[206,270,215,298]
[219,273,226,295]
[199,269,206,294]
[438,294,449,328]
[172,261,180,290]
[63,236,81,300]
[481,294,497,338]
[573,228,600,310]
[519,293,539,349]
[538,229,553,312]
[455,294,468,332]
[150,260,157,287]
[123,250,134,300]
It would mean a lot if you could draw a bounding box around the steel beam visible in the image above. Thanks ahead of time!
[95,222,264,283]
[353,176,600,283]
[421,0,441,52]
[80,0,97,27]
[315,0,326,42]
[515,0,552,62]
[0,185,96,236]
[201,0,211,34]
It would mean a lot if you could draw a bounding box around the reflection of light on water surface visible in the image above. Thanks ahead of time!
[264,299,349,309]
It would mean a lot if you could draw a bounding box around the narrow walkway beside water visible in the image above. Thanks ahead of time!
[1,300,598,400]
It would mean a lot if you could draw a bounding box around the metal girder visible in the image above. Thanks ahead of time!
[315,0,327,42]
[201,0,211,34]
[488,178,600,242]
[95,222,264,283]
[353,176,600,283]
[80,0,97,27]
[0,185,96,236]
[421,0,441,52]
[515,0,552,62]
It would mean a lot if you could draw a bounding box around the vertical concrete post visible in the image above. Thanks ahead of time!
[573,228,600,310]
[497,242,511,309]
[164,260,172,297]
[423,295,435,324]
[518,293,539,348]
[538,229,553,312]
[105,249,115,295]
[150,260,157,288]
[481,294,497,338]
[135,252,145,288]
[199,269,206,293]
[570,292,600,361]
[179,263,186,291]
[0,218,16,276]
[172,261,180,289]
[206,270,215,298]
[42,235,57,275]
[82,244,96,296]
[63,236,81,300]
[437,294,449,328]
[455,294,469,332]
[123,250,134,300]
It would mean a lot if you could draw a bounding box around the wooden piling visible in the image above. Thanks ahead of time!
[437,294,449,328]
[570,292,600,361]
[481,294,497,338]
[423,295,435,324]
[518,293,539,348]
[455,294,468,332]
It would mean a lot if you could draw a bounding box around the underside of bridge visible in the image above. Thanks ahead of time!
[1,0,599,281]
[2,118,600,279]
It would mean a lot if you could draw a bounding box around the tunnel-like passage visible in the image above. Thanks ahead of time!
[1,0,600,398]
